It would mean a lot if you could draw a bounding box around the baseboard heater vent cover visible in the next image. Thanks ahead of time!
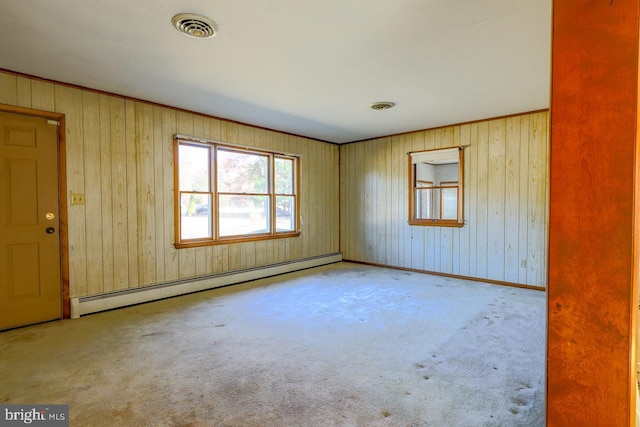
[71,253,342,318]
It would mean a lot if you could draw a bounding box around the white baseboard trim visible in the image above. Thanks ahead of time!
[70,252,342,318]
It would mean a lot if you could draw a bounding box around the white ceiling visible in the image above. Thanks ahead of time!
[0,0,551,144]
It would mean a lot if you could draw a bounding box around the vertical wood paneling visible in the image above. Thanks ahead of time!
[110,97,128,290]
[376,138,388,264]
[339,144,349,259]
[390,136,401,266]
[162,109,179,282]
[475,121,489,279]
[30,81,55,112]
[312,139,325,258]
[125,100,139,287]
[136,103,156,286]
[401,135,412,268]
[504,116,521,283]
[468,123,478,278]
[340,112,549,288]
[316,140,324,256]
[55,85,86,297]
[0,73,17,104]
[354,141,364,261]
[383,138,393,265]
[303,137,315,259]
[321,142,329,257]
[82,91,103,295]
[152,106,165,281]
[527,112,547,286]
[518,116,530,284]
[242,240,256,270]
[331,144,339,255]
[364,140,373,261]
[487,119,506,280]
[0,71,338,299]
[99,95,114,292]
[16,77,31,108]
[340,144,355,256]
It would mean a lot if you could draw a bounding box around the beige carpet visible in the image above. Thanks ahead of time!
[0,262,546,426]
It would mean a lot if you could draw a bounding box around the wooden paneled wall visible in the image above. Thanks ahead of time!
[340,111,549,288]
[0,71,339,298]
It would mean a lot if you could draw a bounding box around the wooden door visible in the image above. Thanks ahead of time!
[0,111,61,330]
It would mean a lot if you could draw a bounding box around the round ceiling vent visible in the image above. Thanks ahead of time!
[172,13,218,38]
[370,102,395,110]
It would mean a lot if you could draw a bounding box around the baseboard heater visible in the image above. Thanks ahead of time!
[71,252,343,318]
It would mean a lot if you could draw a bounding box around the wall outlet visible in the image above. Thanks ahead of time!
[70,193,85,205]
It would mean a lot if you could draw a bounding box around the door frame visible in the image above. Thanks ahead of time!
[0,104,69,319]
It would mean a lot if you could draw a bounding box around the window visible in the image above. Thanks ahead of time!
[408,147,464,227]
[174,136,299,248]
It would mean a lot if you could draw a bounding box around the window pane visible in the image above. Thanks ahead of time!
[415,188,433,219]
[217,149,268,194]
[441,187,458,219]
[275,157,293,194]
[219,195,270,236]
[275,195,295,232]
[180,193,211,239]
[179,145,210,191]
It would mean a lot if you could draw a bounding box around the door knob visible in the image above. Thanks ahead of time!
[45,227,55,234]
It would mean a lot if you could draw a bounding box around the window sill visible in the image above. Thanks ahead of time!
[408,220,464,228]
[174,231,301,249]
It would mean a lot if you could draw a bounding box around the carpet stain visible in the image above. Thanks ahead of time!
[511,397,527,407]
[509,407,520,415]
[140,332,166,338]
[422,375,430,380]
[415,363,425,369]
[381,410,391,418]
[213,324,226,328]
[515,382,533,391]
